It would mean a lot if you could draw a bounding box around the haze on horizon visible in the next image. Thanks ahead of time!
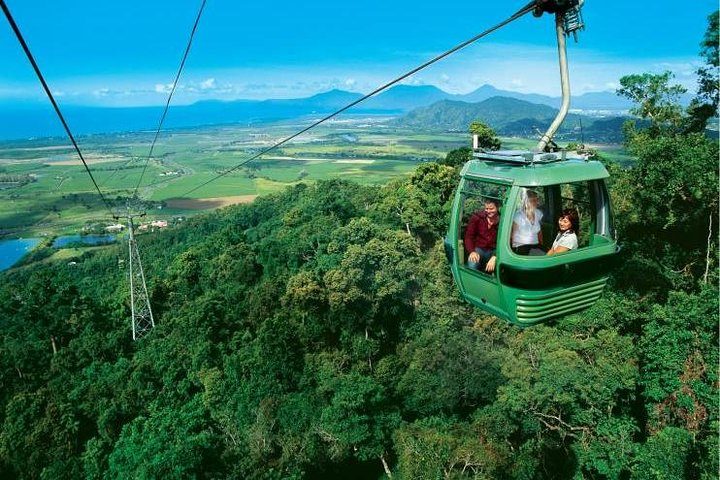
[0,0,714,108]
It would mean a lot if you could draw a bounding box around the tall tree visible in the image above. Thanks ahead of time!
[440,146,472,167]
[616,59,719,286]
[687,10,719,132]
[617,71,687,133]
[469,121,501,150]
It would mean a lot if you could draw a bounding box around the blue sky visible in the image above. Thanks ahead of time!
[0,0,715,106]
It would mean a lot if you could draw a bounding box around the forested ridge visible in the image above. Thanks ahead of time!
[0,147,717,478]
[1,14,718,479]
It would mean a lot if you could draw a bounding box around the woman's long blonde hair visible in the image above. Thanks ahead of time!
[521,189,538,223]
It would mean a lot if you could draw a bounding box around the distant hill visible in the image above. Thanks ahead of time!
[363,85,451,111]
[398,97,559,130]
[457,84,561,107]
[394,96,630,143]
[260,89,364,110]
[396,96,567,132]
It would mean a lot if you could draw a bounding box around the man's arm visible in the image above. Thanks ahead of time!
[464,214,478,253]
[465,214,480,263]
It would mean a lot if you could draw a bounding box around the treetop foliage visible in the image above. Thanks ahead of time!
[469,121,502,151]
[1,148,716,477]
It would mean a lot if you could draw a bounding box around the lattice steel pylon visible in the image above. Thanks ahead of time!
[127,215,155,340]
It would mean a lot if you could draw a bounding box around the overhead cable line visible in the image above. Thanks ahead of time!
[1,0,114,215]
[99,0,206,192]
[132,0,207,198]
[179,0,537,198]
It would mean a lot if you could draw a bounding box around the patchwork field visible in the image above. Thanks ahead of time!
[165,195,258,210]
[0,116,629,238]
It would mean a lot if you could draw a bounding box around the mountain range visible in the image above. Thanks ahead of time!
[0,84,637,141]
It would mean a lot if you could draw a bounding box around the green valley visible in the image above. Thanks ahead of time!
[0,116,629,241]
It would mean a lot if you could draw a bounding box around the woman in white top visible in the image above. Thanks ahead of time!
[511,189,544,255]
[547,208,579,255]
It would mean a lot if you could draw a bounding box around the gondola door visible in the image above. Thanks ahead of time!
[450,176,512,320]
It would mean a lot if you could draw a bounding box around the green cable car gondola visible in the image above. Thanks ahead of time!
[444,0,619,325]
[445,150,619,326]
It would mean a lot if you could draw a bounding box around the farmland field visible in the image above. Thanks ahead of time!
[0,116,630,239]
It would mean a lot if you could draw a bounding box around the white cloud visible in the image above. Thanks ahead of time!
[154,83,174,94]
[404,75,425,86]
[199,78,216,89]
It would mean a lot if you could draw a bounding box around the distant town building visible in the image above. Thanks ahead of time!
[105,224,125,232]
[138,220,168,231]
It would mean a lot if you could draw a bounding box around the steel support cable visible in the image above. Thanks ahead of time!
[1,0,114,215]
[132,0,207,198]
[179,1,537,198]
